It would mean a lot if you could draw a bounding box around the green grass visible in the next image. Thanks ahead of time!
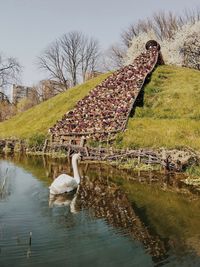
[1,65,200,151]
[115,65,200,150]
[0,73,110,140]
[121,180,200,239]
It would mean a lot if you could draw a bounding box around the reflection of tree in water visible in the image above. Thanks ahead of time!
[45,159,195,264]
[75,177,169,264]
[0,167,12,200]
[46,160,170,263]
[44,157,73,181]
[4,155,192,262]
[2,155,200,263]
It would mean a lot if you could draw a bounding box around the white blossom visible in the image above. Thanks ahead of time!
[125,21,200,67]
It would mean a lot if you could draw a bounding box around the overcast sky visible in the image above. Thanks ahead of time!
[0,0,199,88]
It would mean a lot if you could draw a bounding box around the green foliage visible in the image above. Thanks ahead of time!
[115,65,200,150]
[186,165,200,177]
[114,133,124,148]
[16,97,34,113]
[112,158,160,171]
[87,139,100,148]
[145,86,162,95]
[1,65,200,152]
[134,107,154,118]
[27,133,46,150]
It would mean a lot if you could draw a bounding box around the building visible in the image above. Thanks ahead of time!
[39,80,67,101]
[12,84,34,104]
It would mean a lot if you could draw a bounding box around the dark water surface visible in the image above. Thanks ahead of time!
[0,155,200,267]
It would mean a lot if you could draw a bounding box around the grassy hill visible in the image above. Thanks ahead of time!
[0,73,110,139]
[116,65,200,150]
[1,65,200,150]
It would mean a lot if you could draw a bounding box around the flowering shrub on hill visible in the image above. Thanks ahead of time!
[125,21,200,69]
[182,31,200,70]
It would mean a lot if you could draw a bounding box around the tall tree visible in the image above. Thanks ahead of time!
[80,37,99,82]
[38,31,100,88]
[0,54,21,88]
[38,41,69,90]
[121,9,200,48]
[60,31,83,86]
[104,9,200,70]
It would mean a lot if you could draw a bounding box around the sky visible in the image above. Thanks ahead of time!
[0,0,199,91]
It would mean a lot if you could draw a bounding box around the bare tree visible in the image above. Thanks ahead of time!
[183,8,200,24]
[33,80,67,102]
[101,44,125,71]
[80,37,99,82]
[121,8,200,48]
[121,19,153,48]
[60,31,82,86]
[38,31,100,88]
[61,31,100,85]
[38,41,69,90]
[105,8,200,69]
[152,11,182,40]
[0,93,16,122]
[0,54,21,88]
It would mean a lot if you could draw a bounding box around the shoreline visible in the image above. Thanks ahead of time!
[1,137,200,190]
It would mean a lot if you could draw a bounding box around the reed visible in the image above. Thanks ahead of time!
[0,168,8,197]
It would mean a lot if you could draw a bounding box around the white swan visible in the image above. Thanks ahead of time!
[49,153,81,195]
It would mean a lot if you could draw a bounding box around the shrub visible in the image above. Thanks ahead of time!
[125,21,200,68]
[27,133,46,151]
[182,32,200,70]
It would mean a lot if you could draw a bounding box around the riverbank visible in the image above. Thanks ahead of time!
[0,65,200,186]
[1,66,200,150]
[1,138,200,191]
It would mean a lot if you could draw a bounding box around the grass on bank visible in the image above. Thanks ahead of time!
[1,65,200,151]
[0,73,110,140]
[115,65,200,150]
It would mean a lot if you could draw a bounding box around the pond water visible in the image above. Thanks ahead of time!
[0,155,200,267]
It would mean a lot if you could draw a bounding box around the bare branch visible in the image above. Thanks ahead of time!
[38,31,101,88]
[121,8,200,47]
[0,55,21,88]
[37,40,69,90]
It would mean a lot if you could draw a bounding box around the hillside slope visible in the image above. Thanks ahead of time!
[0,73,110,139]
[1,66,200,151]
[117,65,200,150]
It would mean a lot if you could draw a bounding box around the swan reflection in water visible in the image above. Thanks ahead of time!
[48,175,169,264]
[49,186,79,214]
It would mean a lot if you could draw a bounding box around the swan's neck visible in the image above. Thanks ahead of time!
[72,158,80,184]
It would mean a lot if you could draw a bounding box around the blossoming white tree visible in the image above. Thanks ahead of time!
[125,20,200,68]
